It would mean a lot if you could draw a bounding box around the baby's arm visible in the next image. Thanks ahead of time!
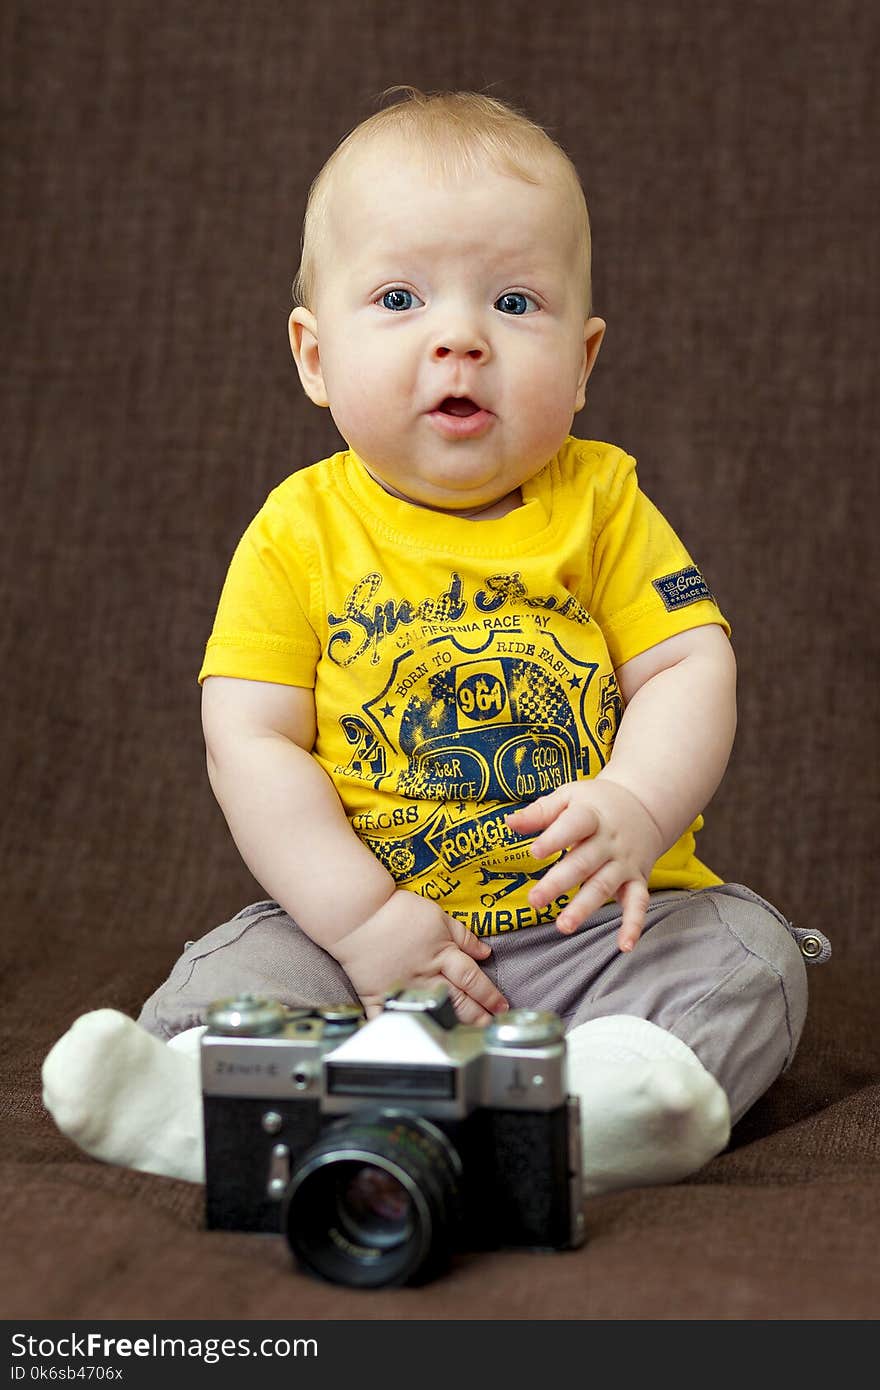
[507,625,737,950]
[201,676,507,1022]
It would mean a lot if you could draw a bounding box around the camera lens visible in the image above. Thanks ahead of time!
[282,1112,462,1288]
[335,1164,415,1249]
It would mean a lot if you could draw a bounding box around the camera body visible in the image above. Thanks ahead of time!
[201,986,584,1285]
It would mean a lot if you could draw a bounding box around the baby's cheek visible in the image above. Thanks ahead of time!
[328,371,381,442]
[518,369,578,442]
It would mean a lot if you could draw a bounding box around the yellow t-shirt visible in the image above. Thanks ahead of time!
[199,437,730,935]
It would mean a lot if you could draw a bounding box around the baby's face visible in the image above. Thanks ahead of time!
[290,137,604,516]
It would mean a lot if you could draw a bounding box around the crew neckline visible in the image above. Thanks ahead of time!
[343,448,559,553]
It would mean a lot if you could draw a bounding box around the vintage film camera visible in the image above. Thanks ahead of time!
[200,984,584,1287]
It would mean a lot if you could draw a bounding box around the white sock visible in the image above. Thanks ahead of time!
[565,1014,731,1196]
[167,1024,208,1061]
[41,1010,205,1183]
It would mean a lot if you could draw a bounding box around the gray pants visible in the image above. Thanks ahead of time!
[138,883,830,1125]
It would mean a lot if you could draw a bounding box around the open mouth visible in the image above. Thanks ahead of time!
[426,394,494,440]
[436,396,481,417]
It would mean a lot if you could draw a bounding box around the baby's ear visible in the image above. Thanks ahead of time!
[575,317,606,412]
[288,308,329,407]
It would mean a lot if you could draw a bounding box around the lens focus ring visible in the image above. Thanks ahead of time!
[282,1111,462,1288]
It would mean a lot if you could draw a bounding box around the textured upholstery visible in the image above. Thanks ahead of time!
[2,0,877,1320]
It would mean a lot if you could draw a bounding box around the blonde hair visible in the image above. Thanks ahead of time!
[291,86,593,313]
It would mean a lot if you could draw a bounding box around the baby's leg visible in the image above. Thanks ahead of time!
[44,889,820,1195]
[488,884,818,1194]
[137,900,360,1040]
[42,903,357,1182]
[563,883,816,1193]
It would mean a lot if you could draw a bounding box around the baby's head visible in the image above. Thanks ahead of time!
[289,88,605,518]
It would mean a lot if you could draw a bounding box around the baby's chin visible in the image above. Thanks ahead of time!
[441,487,524,520]
[363,464,521,519]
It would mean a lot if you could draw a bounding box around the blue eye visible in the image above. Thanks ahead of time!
[495,291,536,315]
[381,288,417,311]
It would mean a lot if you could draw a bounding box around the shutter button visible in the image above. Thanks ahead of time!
[800,935,823,960]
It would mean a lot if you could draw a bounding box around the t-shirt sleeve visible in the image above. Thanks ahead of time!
[197,492,320,687]
[587,451,731,669]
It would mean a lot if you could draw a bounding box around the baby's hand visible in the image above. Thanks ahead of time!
[506,779,664,951]
[332,889,509,1024]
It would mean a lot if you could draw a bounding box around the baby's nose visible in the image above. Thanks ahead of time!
[432,326,490,362]
[434,342,486,361]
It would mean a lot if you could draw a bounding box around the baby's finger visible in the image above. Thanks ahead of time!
[553,865,620,934]
[506,787,570,835]
[445,915,493,961]
[445,988,494,1026]
[441,947,508,1016]
[528,841,609,910]
[616,878,649,952]
[528,805,601,863]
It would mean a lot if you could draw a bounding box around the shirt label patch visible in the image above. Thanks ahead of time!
[653,566,712,612]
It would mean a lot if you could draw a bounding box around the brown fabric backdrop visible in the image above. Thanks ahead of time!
[2,0,878,1322]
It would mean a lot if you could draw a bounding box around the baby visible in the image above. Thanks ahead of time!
[43,88,826,1196]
